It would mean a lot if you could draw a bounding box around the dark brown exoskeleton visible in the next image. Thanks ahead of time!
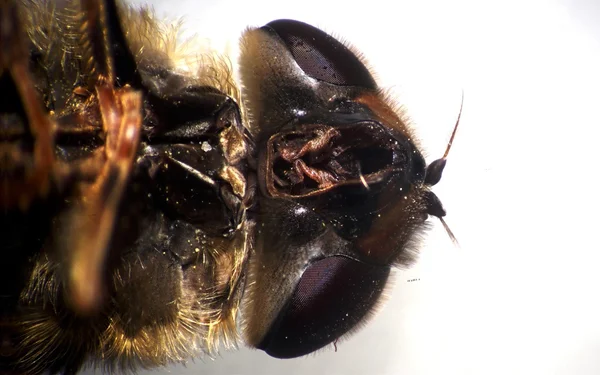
[0,0,457,373]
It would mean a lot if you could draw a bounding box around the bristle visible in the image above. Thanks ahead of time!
[442,90,463,160]
[439,217,459,247]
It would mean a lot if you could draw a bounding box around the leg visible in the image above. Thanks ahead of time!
[63,0,142,314]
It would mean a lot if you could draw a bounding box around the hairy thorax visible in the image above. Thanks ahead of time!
[1,1,251,373]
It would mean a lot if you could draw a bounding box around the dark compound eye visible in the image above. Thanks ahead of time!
[263,19,377,88]
[258,256,390,358]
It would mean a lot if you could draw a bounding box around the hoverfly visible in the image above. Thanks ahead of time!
[0,0,458,373]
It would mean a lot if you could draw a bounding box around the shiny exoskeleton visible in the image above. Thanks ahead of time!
[0,0,453,373]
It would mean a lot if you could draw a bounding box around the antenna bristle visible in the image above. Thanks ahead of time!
[442,90,464,160]
[439,217,459,248]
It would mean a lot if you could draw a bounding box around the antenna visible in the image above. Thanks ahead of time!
[443,89,464,159]
[424,90,464,246]
[439,90,463,247]
[439,217,459,247]
[423,90,464,187]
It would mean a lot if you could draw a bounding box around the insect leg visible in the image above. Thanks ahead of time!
[64,0,142,314]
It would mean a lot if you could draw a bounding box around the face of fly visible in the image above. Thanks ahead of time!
[238,19,454,359]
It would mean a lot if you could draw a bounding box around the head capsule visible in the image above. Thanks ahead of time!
[239,19,453,358]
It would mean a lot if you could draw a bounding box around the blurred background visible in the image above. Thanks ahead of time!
[84,0,600,373]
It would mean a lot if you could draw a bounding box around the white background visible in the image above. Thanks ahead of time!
[85,0,600,374]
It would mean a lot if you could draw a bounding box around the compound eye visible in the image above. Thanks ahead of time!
[258,256,390,358]
[263,19,377,88]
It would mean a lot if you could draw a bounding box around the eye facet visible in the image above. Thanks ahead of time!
[258,256,389,358]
